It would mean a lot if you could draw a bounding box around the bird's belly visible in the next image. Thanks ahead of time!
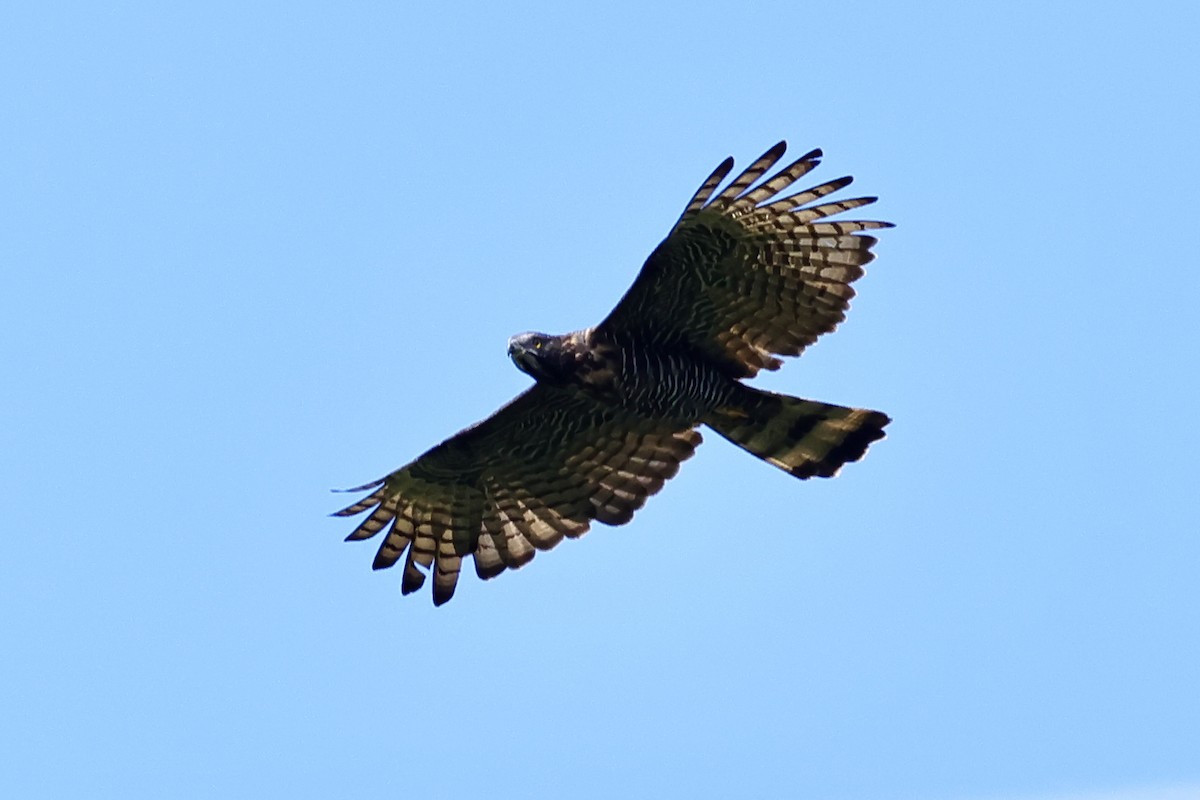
[578,348,732,419]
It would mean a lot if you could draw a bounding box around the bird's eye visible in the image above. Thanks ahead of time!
[534,341,542,349]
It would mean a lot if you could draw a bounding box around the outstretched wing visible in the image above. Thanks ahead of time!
[333,385,702,605]
[600,141,892,377]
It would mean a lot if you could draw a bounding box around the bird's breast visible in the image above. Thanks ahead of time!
[574,339,732,419]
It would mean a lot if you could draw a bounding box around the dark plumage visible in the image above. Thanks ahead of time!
[335,141,892,605]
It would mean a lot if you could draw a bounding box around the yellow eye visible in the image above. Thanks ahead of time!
[534,341,542,349]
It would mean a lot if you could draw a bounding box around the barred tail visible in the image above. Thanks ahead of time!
[703,385,889,479]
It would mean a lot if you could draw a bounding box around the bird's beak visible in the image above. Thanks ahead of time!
[507,338,537,373]
[507,340,529,364]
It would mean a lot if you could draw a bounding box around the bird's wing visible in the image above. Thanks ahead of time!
[333,385,701,605]
[600,141,892,377]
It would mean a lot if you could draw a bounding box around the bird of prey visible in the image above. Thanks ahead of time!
[335,141,892,605]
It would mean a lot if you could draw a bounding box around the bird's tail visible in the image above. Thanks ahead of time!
[703,385,890,479]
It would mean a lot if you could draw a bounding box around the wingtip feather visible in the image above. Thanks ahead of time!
[331,479,385,493]
[765,140,788,160]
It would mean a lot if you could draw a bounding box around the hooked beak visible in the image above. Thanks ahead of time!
[507,336,538,373]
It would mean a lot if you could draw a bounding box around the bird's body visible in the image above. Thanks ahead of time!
[335,142,893,605]
[508,328,736,419]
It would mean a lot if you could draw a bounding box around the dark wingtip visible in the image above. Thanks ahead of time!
[371,550,397,569]
[330,507,362,518]
[401,571,425,595]
[331,478,385,493]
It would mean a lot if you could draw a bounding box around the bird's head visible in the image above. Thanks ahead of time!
[507,331,576,384]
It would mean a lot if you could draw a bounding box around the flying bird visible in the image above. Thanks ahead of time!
[335,141,892,605]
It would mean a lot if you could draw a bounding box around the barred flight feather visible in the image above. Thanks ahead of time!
[706,141,787,211]
[728,148,823,215]
[680,158,735,222]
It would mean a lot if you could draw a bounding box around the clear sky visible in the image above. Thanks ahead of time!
[3,2,1198,799]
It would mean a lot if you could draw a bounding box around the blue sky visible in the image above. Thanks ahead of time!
[3,2,1198,798]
